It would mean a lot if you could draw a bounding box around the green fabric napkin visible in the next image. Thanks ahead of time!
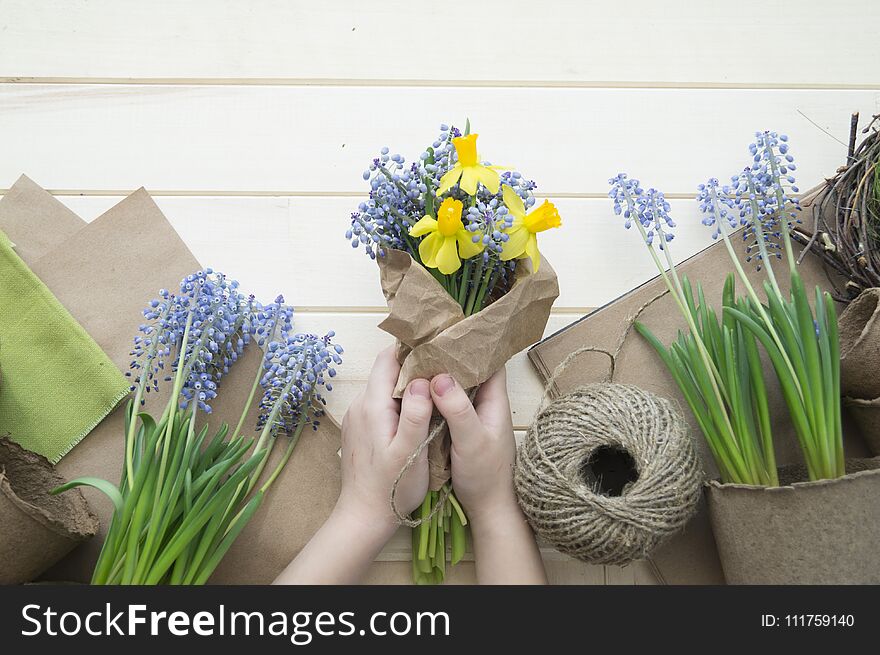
[0,230,129,463]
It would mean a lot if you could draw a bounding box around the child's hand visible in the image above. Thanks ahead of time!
[429,369,517,521]
[274,346,432,584]
[430,368,547,584]
[337,346,432,534]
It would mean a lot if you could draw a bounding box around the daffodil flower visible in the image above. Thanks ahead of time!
[499,185,561,271]
[409,197,485,274]
[437,134,504,196]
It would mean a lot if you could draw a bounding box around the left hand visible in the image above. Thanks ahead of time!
[336,346,432,534]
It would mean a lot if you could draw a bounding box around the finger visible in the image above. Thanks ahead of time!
[364,345,401,410]
[474,367,512,432]
[393,378,433,454]
[430,374,484,453]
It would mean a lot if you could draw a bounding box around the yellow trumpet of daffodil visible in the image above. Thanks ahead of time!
[409,197,485,274]
[437,134,505,196]
[499,185,561,271]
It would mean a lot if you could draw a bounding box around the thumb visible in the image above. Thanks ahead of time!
[430,374,483,453]
[394,378,433,453]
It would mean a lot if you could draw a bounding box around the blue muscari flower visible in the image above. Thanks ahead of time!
[703,131,801,269]
[696,178,741,240]
[608,174,675,248]
[257,332,344,434]
[129,269,283,414]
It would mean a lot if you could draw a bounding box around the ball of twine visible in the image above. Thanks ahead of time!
[515,383,702,565]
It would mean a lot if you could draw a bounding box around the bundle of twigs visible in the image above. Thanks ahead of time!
[794,113,880,301]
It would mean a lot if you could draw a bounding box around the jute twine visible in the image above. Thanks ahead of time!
[513,290,702,565]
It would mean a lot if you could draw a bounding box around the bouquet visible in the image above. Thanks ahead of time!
[347,121,561,583]
[610,131,844,486]
[55,269,343,584]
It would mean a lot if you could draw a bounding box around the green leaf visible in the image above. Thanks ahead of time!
[137,412,158,439]
[450,508,466,566]
[53,477,123,514]
[790,272,824,437]
[725,305,820,478]
[191,492,265,585]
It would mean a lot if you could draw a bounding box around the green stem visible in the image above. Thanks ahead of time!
[466,259,493,316]
[244,364,304,497]
[745,172,782,297]
[457,260,472,307]
[446,487,467,525]
[231,341,265,442]
[711,188,803,401]
[417,495,431,562]
[124,305,170,488]
[624,190,752,481]
[153,312,194,502]
[258,417,306,495]
[764,141,798,273]
[464,257,484,314]
[639,198,739,448]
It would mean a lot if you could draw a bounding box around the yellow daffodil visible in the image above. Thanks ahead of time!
[499,185,561,271]
[437,134,504,196]
[409,197,485,274]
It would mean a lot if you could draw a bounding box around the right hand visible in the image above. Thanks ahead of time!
[429,368,518,520]
[337,347,432,533]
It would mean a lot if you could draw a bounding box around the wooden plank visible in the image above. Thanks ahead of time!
[633,561,661,585]
[52,195,717,310]
[1,1,877,87]
[604,565,636,585]
[1,85,873,195]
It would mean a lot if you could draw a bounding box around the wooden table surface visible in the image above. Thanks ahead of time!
[1,0,877,584]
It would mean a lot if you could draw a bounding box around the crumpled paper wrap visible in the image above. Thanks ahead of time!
[377,249,559,489]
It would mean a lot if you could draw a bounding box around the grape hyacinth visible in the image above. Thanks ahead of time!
[61,264,345,585]
[257,332,344,436]
[702,132,843,481]
[697,131,801,272]
[610,131,843,487]
[128,269,255,413]
[608,173,676,248]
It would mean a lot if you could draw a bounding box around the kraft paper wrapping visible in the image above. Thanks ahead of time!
[528,232,871,584]
[377,249,559,489]
[0,177,341,584]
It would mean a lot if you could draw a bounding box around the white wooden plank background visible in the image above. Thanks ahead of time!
[1,0,877,87]
[1,0,877,584]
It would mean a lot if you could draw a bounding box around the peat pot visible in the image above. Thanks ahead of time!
[839,288,880,401]
[845,397,880,456]
[706,458,880,584]
[0,438,98,584]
